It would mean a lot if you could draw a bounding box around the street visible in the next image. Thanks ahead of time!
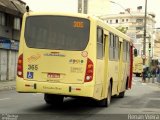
[0,77,160,120]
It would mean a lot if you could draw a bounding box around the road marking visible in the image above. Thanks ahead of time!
[0,98,11,101]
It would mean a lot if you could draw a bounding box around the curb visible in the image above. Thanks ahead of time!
[134,78,160,88]
[148,82,160,88]
[0,85,16,91]
[0,81,16,92]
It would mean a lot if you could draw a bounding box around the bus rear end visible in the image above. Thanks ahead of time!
[16,13,96,101]
[133,57,143,76]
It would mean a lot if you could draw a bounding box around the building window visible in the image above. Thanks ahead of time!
[110,20,112,24]
[122,19,124,22]
[136,34,143,38]
[136,27,143,30]
[126,19,128,22]
[136,19,143,23]
[14,17,20,30]
[0,12,5,26]
[116,19,118,23]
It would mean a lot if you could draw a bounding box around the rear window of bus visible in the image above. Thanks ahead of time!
[24,16,90,51]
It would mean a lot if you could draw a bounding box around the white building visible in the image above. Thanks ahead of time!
[154,31,160,59]
[100,7,156,58]
[0,0,26,81]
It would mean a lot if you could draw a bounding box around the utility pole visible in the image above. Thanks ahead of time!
[78,0,88,14]
[143,0,147,65]
[78,0,82,13]
[148,35,151,80]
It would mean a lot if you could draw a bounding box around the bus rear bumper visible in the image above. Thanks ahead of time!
[16,79,94,98]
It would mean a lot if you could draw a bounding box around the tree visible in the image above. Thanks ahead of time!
[116,26,127,34]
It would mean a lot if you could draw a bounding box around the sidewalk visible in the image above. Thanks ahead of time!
[147,80,160,88]
[0,80,16,91]
[135,77,160,88]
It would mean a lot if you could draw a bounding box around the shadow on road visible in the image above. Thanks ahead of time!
[24,96,124,114]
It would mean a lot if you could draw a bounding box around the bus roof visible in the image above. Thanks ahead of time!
[23,12,92,19]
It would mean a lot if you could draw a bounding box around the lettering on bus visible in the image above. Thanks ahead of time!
[47,79,60,83]
[43,86,62,90]
[28,65,38,71]
[27,54,41,63]
[44,52,65,57]
[70,67,83,73]
[73,21,84,28]
[81,51,88,57]
[69,59,84,64]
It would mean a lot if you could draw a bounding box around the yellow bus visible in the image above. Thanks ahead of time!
[16,11,133,107]
[133,55,158,77]
[133,56,143,77]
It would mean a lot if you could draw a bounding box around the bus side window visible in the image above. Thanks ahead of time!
[123,40,127,62]
[97,27,103,59]
[115,35,119,61]
[123,40,130,62]
[109,33,114,60]
[119,42,122,59]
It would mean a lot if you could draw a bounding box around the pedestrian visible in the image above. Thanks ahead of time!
[142,65,147,82]
[157,65,160,83]
[151,67,156,83]
[156,66,159,82]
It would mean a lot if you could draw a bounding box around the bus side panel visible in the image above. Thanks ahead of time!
[101,32,110,99]
[94,59,104,99]
[118,41,124,92]
[128,45,133,89]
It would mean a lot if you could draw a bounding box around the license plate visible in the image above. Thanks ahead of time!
[47,73,60,78]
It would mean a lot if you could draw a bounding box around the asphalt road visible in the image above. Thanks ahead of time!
[0,77,160,120]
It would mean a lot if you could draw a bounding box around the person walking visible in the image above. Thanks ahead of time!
[151,67,156,83]
[156,65,160,83]
[142,65,147,83]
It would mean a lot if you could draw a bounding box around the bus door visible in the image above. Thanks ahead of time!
[101,30,109,98]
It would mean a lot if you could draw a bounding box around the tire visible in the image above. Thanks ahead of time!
[98,83,112,107]
[118,91,125,98]
[44,94,64,105]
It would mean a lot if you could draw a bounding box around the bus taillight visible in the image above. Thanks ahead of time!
[17,54,23,78]
[84,58,93,82]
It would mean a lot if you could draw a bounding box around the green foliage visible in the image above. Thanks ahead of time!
[116,26,127,34]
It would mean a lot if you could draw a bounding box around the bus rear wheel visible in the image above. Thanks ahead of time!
[44,94,64,105]
[118,91,125,98]
[98,83,112,107]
